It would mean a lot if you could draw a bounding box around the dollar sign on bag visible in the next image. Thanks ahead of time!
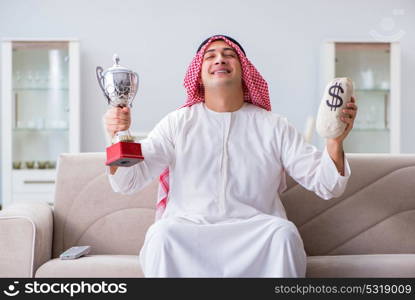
[326,82,344,111]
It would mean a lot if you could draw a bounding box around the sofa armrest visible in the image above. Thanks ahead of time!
[0,201,53,277]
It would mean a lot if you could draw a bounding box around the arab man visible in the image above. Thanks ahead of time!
[104,35,357,277]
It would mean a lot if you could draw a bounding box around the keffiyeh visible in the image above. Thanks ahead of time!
[155,35,272,220]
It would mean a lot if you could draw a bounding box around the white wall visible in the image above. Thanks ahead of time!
[0,0,414,188]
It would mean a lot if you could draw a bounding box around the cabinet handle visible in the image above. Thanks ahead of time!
[23,180,55,184]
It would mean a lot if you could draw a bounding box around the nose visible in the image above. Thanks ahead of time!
[214,54,227,65]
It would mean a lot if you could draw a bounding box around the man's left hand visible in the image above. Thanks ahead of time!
[328,96,358,145]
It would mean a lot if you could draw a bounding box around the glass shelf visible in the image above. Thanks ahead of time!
[353,128,389,131]
[12,168,56,171]
[355,89,390,92]
[12,163,56,170]
[14,87,69,91]
[13,127,69,131]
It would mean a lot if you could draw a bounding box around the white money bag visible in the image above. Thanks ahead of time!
[316,77,354,139]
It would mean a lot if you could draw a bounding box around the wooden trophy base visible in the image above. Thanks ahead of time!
[105,141,144,167]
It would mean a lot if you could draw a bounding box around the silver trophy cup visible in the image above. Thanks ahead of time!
[96,54,139,143]
[96,54,143,167]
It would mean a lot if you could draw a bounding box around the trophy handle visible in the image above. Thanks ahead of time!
[130,72,139,108]
[134,72,139,86]
[96,66,112,104]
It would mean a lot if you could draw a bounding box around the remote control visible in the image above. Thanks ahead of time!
[59,246,91,260]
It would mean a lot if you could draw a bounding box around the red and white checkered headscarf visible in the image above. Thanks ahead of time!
[155,35,271,220]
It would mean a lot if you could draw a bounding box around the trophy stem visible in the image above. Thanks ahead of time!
[113,130,135,143]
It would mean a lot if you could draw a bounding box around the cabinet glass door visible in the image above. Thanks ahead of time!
[335,42,390,153]
[12,41,69,170]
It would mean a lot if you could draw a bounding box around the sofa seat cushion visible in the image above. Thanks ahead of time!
[35,255,143,278]
[307,254,415,277]
[35,253,415,278]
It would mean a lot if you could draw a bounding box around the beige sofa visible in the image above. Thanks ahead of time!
[1,152,415,278]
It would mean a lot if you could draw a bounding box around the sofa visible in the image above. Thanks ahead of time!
[1,152,415,278]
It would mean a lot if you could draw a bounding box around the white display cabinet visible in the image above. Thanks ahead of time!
[321,41,401,153]
[1,39,80,208]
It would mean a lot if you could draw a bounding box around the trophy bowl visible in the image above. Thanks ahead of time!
[96,54,139,108]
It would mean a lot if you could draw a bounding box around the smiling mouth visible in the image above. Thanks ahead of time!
[211,70,231,75]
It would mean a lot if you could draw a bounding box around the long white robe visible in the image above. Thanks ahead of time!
[108,102,351,277]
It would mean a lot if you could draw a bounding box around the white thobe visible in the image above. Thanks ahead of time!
[108,102,351,277]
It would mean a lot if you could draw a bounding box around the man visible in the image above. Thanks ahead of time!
[104,35,357,277]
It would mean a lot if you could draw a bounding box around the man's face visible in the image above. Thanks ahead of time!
[200,40,242,90]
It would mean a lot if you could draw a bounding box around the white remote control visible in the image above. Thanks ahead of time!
[59,246,91,260]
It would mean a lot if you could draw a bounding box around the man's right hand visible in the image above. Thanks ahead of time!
[103,106,131,175]
[103,106,131,139]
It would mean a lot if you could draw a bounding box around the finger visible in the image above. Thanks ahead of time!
[105,109,118,118]
[119,106,130,113]
[106,122,129,128]
[109,106,121,112]
[343,108,355,113]
[120,111,130,118]
[346,103,358,110]
[342,109,356,118]
[340,115,354,124]
[112,116,130,122]
[112,107,128,117]
[117,125,129,131]
[115,120,130,125]
[105,118,130,125]
[344,112,355,119]
[346,100,357,107]
[106,115,130,121]
[339,116,348,124]
[109,125,129,132]
[110,111,123,118]
[341,111,353,119]
[111,106,123,113]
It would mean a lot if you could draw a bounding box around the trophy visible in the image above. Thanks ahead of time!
[96,54,144,167]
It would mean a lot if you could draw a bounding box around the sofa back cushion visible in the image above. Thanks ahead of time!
[52,153,157,258]
[281,154,415,256]
[52,153,415,257]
